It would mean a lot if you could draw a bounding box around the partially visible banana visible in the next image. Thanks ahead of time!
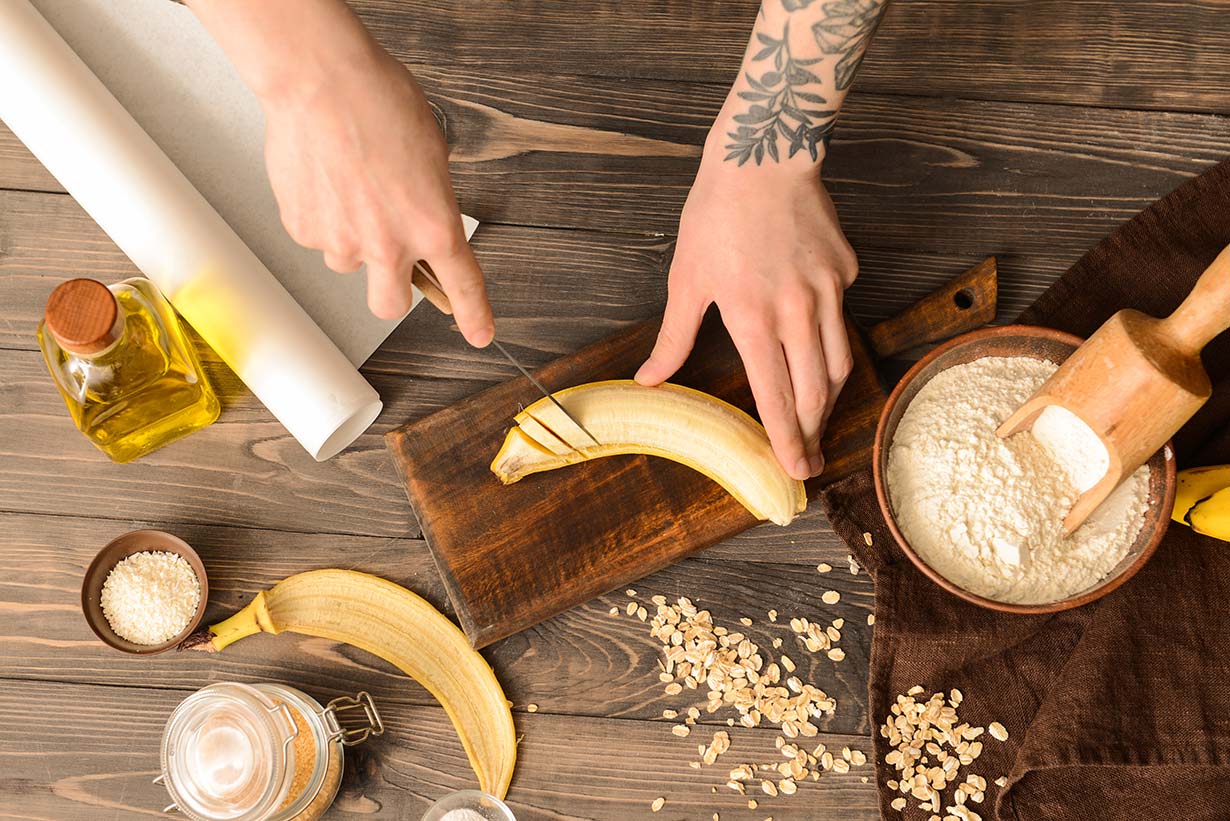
[1189,487,1230,541]
[1172,465,1230,541]
[491,380,807,526]
[184,569,517,798]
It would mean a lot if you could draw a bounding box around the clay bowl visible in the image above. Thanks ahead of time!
[872,325,1176,613]
[81,529,208,654]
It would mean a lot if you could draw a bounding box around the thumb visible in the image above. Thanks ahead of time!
[635,292,705,386]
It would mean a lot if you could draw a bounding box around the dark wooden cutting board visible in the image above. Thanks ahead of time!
[387,259,996,647]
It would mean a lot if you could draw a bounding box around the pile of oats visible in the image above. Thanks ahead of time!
[618,590,870,810]
[880,685,1010,821]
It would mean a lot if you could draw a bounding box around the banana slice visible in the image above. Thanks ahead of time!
[491,380,806,525]
[185,569,517,798]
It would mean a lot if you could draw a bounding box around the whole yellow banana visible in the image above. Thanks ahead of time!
[186,569,517,797]
[1172,465,1230,541]
[491,380,807,526]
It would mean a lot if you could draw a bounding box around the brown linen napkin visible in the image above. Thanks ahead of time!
[823,158,1230,821]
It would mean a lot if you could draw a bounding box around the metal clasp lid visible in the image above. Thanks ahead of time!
[323,691,384,746]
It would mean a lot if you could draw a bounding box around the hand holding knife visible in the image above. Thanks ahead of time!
[410,262,601,448]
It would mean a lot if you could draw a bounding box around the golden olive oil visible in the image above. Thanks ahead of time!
[38,277,220,463]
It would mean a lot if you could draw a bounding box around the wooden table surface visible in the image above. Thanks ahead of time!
[2,1,1227,819]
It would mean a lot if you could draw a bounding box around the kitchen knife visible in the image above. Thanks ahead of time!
[410,262,601,447]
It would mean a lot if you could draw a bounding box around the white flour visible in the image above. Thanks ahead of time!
[887,356,1150,604]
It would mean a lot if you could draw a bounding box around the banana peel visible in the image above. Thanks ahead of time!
[1189,486,1230,541]
[1172,465,1230,541]
[491,380,806,526]
[182,569,516,798]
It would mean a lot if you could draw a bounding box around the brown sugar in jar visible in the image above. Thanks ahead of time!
[159,683,381,821]
[278,701,344,820]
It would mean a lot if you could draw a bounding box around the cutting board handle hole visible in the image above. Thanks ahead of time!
[954,288,975,310]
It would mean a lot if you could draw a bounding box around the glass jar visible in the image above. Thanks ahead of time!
[37,276,220,463]
[157,683,382,821]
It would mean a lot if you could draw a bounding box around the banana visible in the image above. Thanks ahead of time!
[184,569,516,798]
[1173,464,1230,524]
[1189,486,1230,541]
[491,380,807,526]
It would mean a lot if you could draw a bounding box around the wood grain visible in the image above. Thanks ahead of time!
[351,0,1230,115]
[3,82,1226,244]
[0,679,878,819]
[0,510,874,731]
[1,0,1221,816]
[866,256,998,358]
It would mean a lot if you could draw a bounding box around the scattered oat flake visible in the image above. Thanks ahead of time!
[627,589,637,597]
[994,776,1007,787]
[672,724,691,737]
[609,606,619,615]
[526,704,538,713]
[748,799,758,809]
[867,613,876,626]
[767,609,778,622]
[988,722,1008,741]
[863,532,873,546]
[821,590,840,604]
[740,617,753,626]
[827,647,845,662]
[651,797,665,812]
[817,563,832,573]
[891,797,907,811]
[664,683,683,696]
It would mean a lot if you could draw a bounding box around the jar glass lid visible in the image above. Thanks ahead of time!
[160,683,297,820]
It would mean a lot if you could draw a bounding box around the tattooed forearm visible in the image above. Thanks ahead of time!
[725,23,835,166]
[723,0,889,166]
[814,0,886,90]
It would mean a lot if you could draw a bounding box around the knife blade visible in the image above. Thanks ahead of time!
[410,262,601,447]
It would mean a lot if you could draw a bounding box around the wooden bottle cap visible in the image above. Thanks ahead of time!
[44,278,121,355]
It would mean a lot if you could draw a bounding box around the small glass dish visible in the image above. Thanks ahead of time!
[421,790,516,821]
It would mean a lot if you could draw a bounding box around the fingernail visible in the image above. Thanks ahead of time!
[809,455,825,476]
[633,364,652,384]
[793,457,811,480]
[473,325,495,348]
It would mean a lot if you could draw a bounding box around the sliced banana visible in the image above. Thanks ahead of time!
[491,380,806,525]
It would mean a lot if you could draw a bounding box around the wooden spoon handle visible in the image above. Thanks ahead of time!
[1162,243,1230,354]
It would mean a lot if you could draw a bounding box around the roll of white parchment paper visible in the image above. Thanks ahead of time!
[0,0,383,460]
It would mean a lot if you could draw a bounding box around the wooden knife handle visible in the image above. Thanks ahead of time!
[865,256,998,359]
[412,262,453,315]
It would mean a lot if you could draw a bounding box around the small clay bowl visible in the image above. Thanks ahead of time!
[81,529,209,654]
[872,325,1176,613]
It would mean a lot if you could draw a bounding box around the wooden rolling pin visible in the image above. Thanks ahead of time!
[998,243,1230,532]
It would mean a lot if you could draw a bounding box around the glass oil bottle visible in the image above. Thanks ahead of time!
[37,277,220,463]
